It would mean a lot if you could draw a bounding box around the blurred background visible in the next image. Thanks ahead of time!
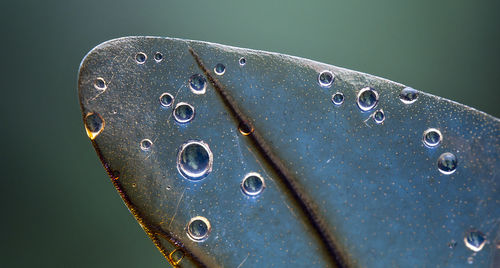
[1,0,499,267]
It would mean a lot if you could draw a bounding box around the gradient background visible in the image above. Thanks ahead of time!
[1,0,499,267]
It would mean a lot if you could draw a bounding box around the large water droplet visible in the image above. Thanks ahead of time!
[154,52,163,62]
[423,128,442,147]
[373,109,385,124]
[94,77,106,90]
[437,152,457,175]
[331,92,344,106]
[177,140,212,180]
[239,57,246,66]
[399,87,418,104]
[84,112,104,140]
[318,70,334,88]
[187,216,211,242]
[140,139,152,151]
[173,102,195,123]
[189,74,207,94]
[464,230,486,252]
[214,63,225,75]
[357,87,379,111]
[241,173,265,196]
[159,93,174,107]
[169,249,184,265]
[135,52,146,64]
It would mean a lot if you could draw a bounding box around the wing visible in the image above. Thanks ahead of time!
[78,36,500,267]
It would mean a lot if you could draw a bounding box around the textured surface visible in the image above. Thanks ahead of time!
[78,37,500,267]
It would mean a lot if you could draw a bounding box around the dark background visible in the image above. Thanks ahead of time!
[1,0,499,267]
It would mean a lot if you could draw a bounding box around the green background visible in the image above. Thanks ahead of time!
[1,0,499,267]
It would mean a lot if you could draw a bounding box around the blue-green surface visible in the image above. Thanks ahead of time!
[78,37,499,267]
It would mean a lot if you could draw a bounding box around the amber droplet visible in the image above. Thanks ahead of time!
[238,121,254,136]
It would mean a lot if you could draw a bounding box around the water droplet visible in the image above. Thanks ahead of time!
[154,52,163,62]
[467,256,474,264]
[464,230,486,252]
[241,173,265,196]
[186,216,211,242]
[399,87,418,104]
[357,87,379,111]
[189,74,207,94]
[159,93,174,107]
[214,63,225,75]
[331,92,344,105]
[437,152,457,175]
[169,249,184,265]
[423,128,442,147]
[173,102,195,123]
[448,240,457,249]
[318,70,334,88]
[94,77,106,90]
[238,121,254,136]
[135,52,146,64]
[140,139,152,151]
[239,57,246,66]
[373,109,385,124]
[84,112,104,140]
[177,140,213,180]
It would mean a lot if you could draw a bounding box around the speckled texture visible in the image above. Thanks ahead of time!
[78,36,500,267]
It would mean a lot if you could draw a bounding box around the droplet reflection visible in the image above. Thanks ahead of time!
[423,128,442,147]
[84,112,104,140]
[464,230,486,252]
[399,87,418,104]
[241,172,265,196]
[177,140,213,180]
[173,102,195,123]
[140,139,152,151]
[189,74,207,94]
[187,216,211,242]
[331,92,344,106]
[159,93,174,107]
[437,152,457,175]
[135,52,146,64]
[357,87,379,111]
[318,70,334,88]
[214,63,225,75]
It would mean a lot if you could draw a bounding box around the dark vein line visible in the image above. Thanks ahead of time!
[188,46,347,268]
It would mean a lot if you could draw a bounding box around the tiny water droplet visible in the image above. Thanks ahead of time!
[423,128,442,147]
[159,93,174,107]
[238,121,254,136]
[214,63,225,75]
[373,109,385,124]
[467,256,474,264]
[464,230,486,252]
[357,87,379,111]
[177,140,213,180]
[399,87,419,104]
[448,240,457,249]
[94,77,106,90]
[189,74,207,94]
[318,70,334,88]
[331,92,344,106]
[437,152,457,175]
[140,139,152,151]
[154,52,163,62]
[239,57,246,66]
[84,112,104,140]
[241,173,265,196]
[135,52,146,64]
[169,249,184,265]
[173,102,195,123]
[187,216,211,242]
